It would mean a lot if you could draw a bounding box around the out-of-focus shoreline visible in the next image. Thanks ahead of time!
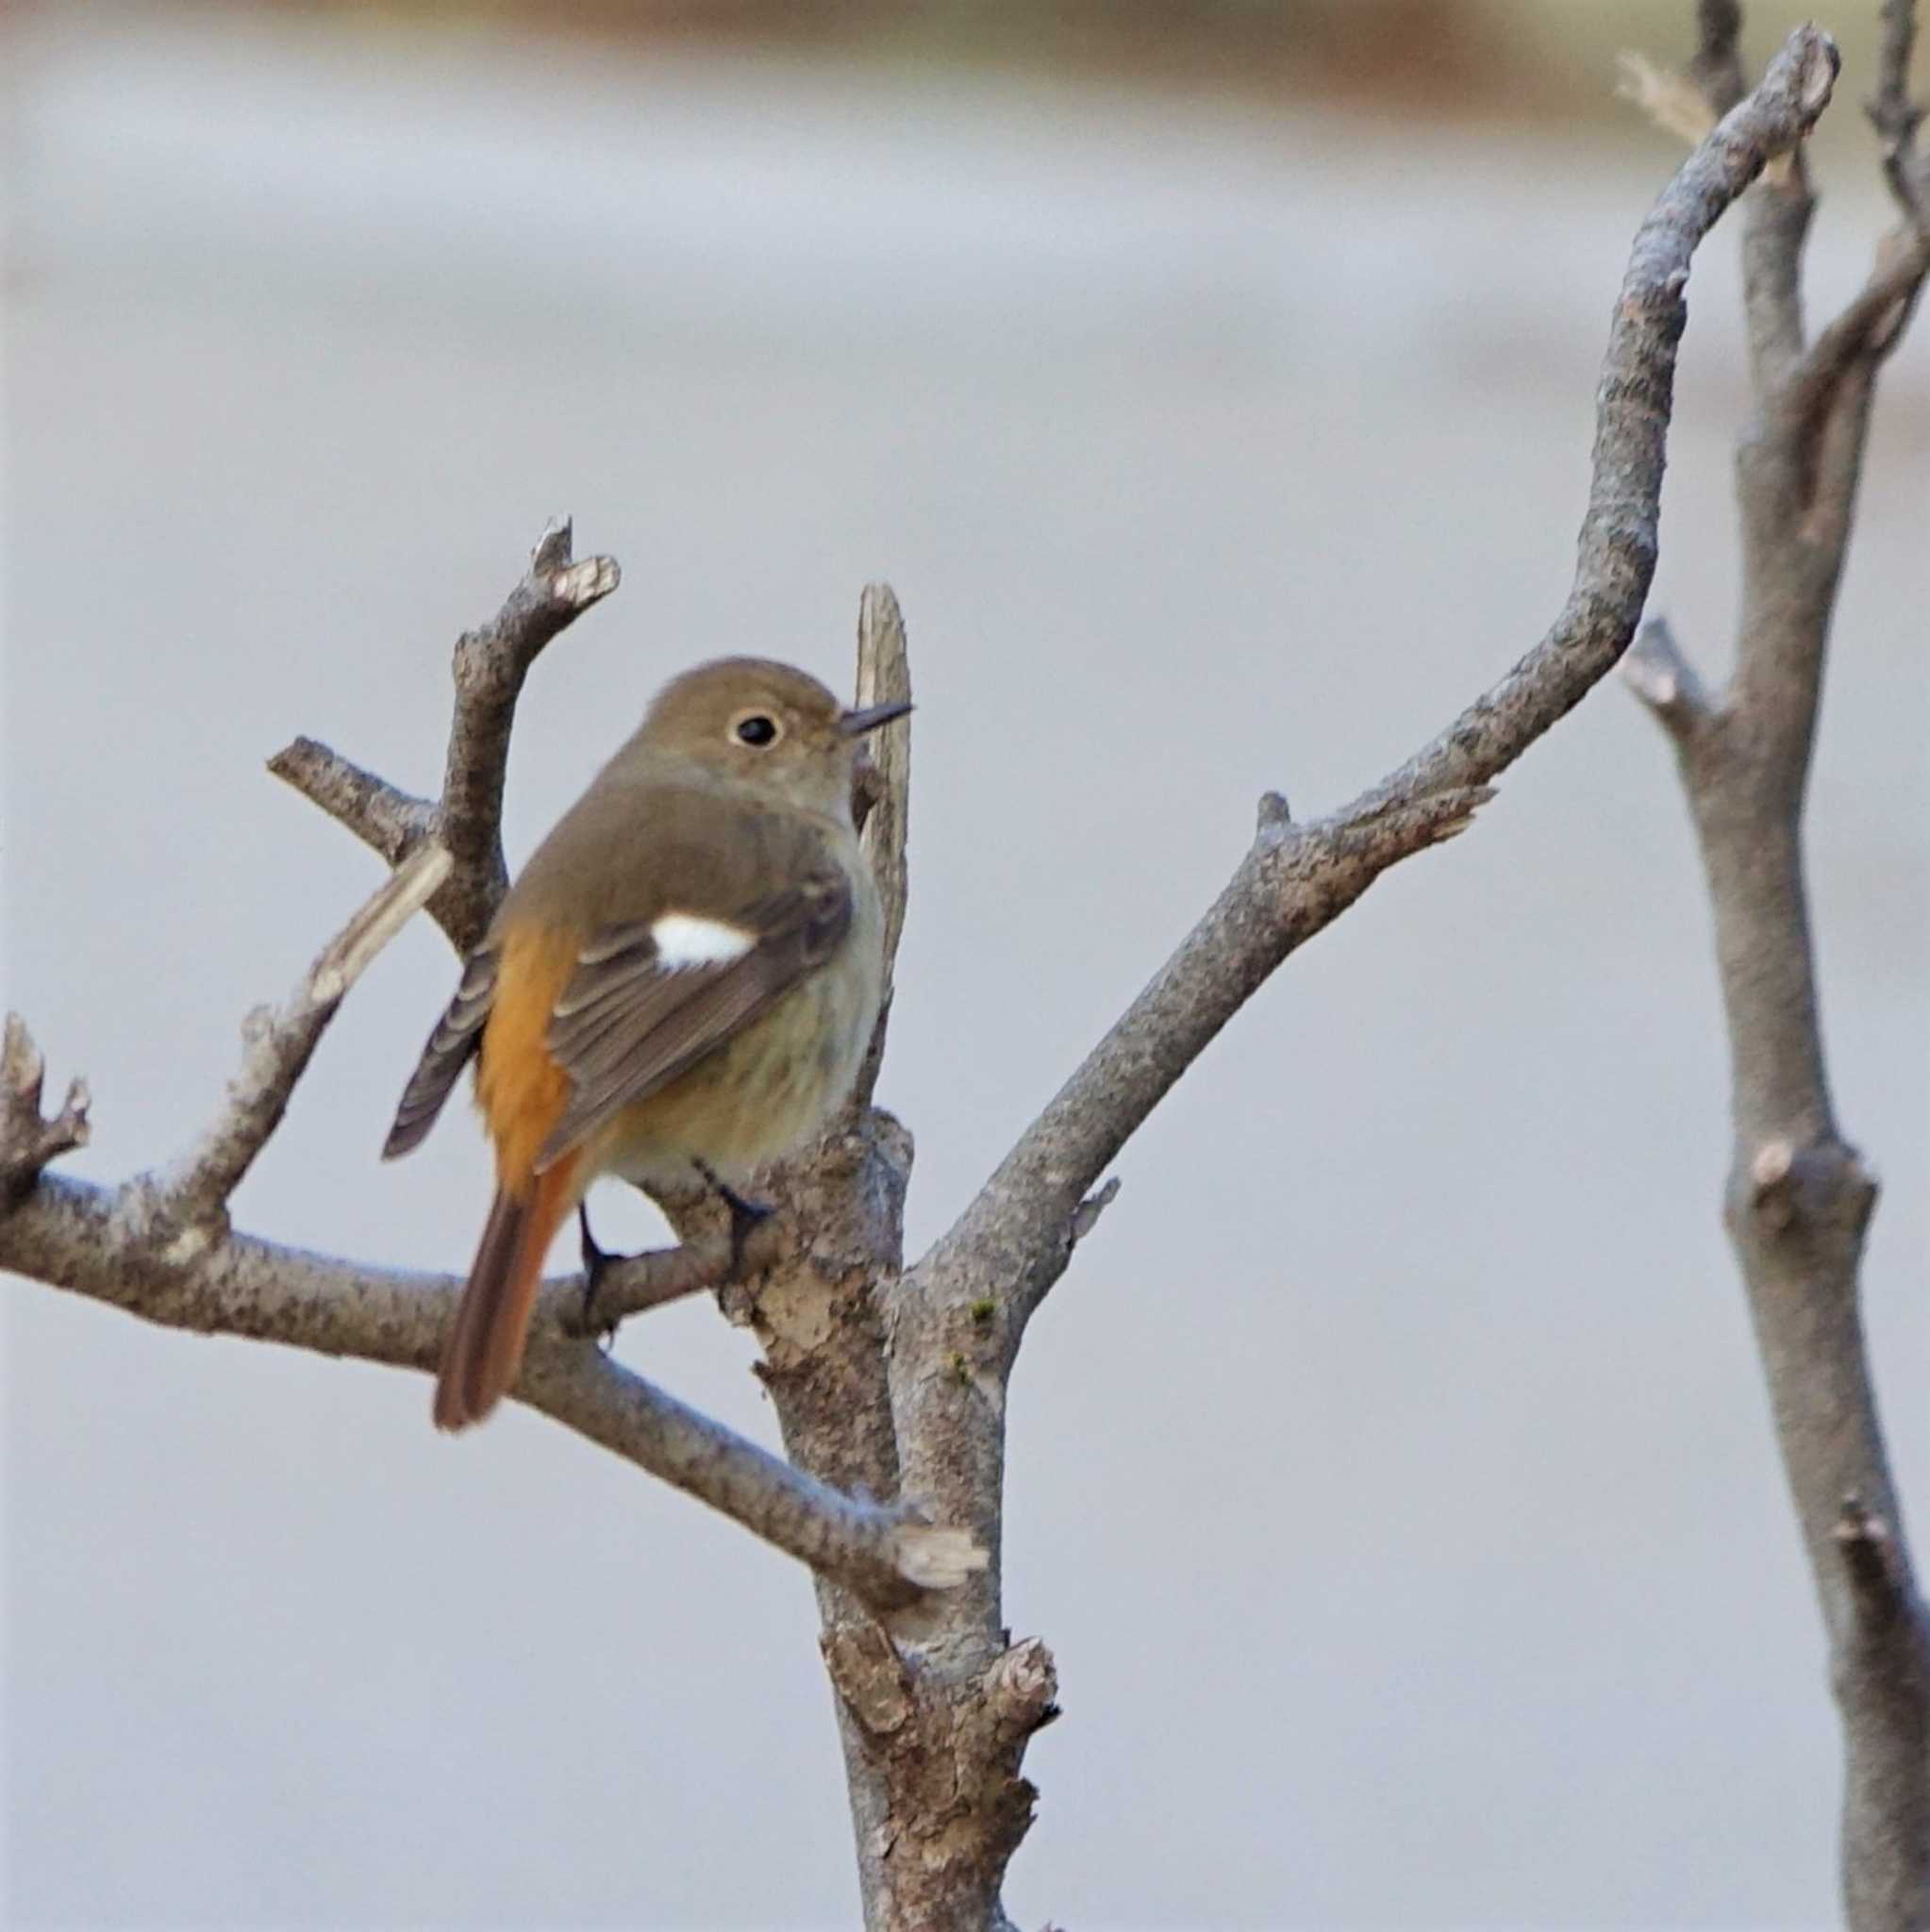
[129,0,1898,125]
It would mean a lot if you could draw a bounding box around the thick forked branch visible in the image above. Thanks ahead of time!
[269,517,619,953]
[1625,8,1929,1924]
[889,25,1842,1647]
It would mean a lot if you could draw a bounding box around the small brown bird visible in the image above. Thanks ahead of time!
[384,658,909,1430]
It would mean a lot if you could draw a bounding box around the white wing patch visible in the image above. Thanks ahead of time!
[651,911,756,971]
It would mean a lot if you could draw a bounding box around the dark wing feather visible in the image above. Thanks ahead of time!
[535,873,851,1172]
[382,941,500,1159]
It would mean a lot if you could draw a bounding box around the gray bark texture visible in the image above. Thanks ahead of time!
[0,23,1888,1929]
[1624,6,1930,1927]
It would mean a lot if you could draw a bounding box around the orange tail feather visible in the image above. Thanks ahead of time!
[434,1158,580,1431]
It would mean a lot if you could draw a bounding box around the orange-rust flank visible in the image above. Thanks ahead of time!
[474,922,579,1192]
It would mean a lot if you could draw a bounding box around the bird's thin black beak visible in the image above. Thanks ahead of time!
[839,699,914,738]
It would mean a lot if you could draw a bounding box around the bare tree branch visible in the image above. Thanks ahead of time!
[1693,0,1746,112]
[1623,616,1716,742]
[1373,38,1834,817]
[436,520,620,951]
[0,1119,977,1609]
[1625,9,1929,1919]
[1617,50,1717,150]
[1069,1174,1121,1247]
[855,582,912,976]
[852,581,913,1109]
[1709,6,1821,382]
[1784,223,1930,433]
[1734,0,1928,478]
[266,738,434,867]
[1871,0,1929,230]
[1627,8,1820,395]
[731,586,918,1917]
[1784,0,1930,444]
[126,842,452,1257]
[269,517,619,954]
[1738,168,1817,389]
[889,26,1841,1663]
[0,1016,90,1208]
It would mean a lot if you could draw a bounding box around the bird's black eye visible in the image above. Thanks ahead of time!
[734,713,779,748]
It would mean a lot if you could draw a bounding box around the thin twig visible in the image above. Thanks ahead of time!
[1870,0,1928,233]
[1758,0,1929,474]
[0,1015,91,1208]
[855,582,913,983]
[132,842,451,1253]
[268,518,618,955]
[852,582,913,1108]
[1785,227,1930,423]
[266,739,435,867]
[1622,615,1715,742]
[435,519,619,952]
[1692,0,1745,113]
[1365,30,1834,822]
[1619,51,1718,149]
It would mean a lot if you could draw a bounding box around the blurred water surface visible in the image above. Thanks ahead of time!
[5,6,1927,1927]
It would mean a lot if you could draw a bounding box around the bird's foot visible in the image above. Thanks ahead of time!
[577,1203,622,1343]
[722,1190,776,1277]
[694,1160,776,1277]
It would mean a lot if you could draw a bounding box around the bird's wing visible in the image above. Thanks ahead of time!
[534,870,853,1171]
[382,939,500,1159]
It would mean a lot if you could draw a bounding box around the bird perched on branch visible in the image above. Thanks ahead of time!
[383,658,909,1430]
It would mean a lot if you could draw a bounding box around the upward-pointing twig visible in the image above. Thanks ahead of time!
[269,517,619,955]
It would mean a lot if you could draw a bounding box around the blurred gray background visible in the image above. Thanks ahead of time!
[5,2,1926,1926]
